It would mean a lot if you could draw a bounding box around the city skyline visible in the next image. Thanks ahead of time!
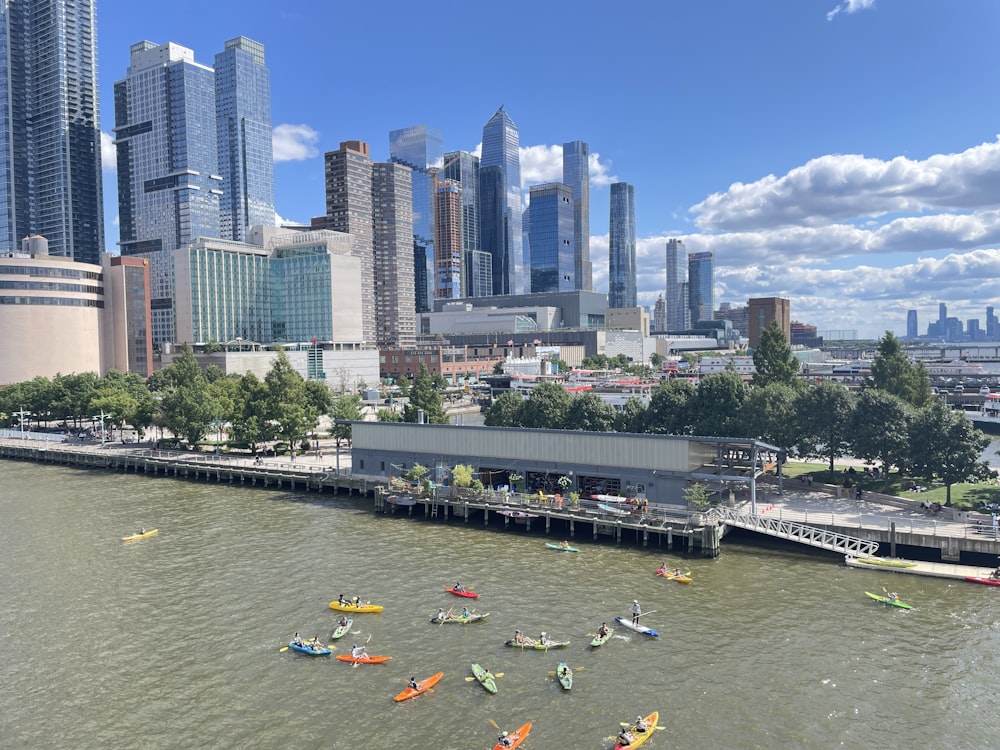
[91,0,1000,339]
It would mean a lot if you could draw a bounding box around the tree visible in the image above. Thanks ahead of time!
[451,464,474,490]
[403,365,448,424]
[230,372,272,452]
[741,383,799,451]
[849,389,911,475]
[615,397,647,434]
[155,345,216,446]
[331,394,364,446]
[642,379,695,435]
[565,391,616,432]
[908,399,990,505]
[395,376,410,398]
[689,372,748,438]
[376,408,402,422]
[520,381,572,429]
[751,321,800,388]
[484,392,525,427]
[683,482,712,510]
[264,348,319,450]
[868,331,931,407]
[794,381,855,472]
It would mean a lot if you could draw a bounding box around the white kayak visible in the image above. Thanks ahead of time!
[614,616,659,638]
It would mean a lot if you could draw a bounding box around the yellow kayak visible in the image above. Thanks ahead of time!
[122,529,158,542]
[329,600,384,613]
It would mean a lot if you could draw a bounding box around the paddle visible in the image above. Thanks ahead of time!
[465,672,504,681]
[548,666,584,675]
[635,609,658,619]
[279,646,288,652]
[619,722,665,731]
[488,719,500,729]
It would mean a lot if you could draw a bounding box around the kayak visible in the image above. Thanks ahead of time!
[614,711,659,750]
[431,612,489,624]
[471,662,497,694]
[288,641,331,656]
[329,600,383,613]
[865,591,913,609]
[445,586,480,598]
[556,662,573,690]
[590,628,614,647]
[335,653,391,664]
[965,576,1000,586]
[505,638,569,649]
[330,618,353,640]
[856,557,917,568]
[122,529,158,542]
[656,568,692,584]
[492,721,531,750]
[545,542,580,552]
[614,616,660,638]
[393,671,443,702]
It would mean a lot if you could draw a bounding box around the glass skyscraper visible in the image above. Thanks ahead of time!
[527,183,575,293]
[688,251,714,325]
[0,0,104,263]
[608,182,636,309]
[562,141,591,290]
[665,238,689,330]
[389,124,443,312]
[479,107,523,295]
[215,37,274,242]
[442,150,484,297]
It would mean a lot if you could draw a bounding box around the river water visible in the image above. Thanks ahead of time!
[2,460,999,750]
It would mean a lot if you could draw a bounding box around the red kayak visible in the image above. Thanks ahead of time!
[965,576,1000,586]
[446,586,479,599]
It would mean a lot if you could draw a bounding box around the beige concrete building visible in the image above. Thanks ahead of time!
[605,306,650,336]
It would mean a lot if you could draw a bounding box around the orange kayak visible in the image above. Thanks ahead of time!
[336,654,392,665]
[393,671,443,702]
[493,721,531,750]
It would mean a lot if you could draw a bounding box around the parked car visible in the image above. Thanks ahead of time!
[980,386,991,396]
[954,385,965,394]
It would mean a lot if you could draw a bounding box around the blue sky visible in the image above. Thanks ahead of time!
[97,0,1000,339]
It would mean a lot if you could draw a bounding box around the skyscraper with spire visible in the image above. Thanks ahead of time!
[608,182,636,309]
[0,0,104,263]
[478,107,523,295]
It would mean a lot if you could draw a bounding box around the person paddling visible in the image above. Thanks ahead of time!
[631,599,642,625]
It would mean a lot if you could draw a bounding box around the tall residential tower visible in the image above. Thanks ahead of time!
[0,0,104,263]
[608,182,636,309]
[562,141,591,290]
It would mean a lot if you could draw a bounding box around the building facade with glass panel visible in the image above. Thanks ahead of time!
[687,251,714,325]
[527,183,575,293]
[0,0,104,263]
[434,181,463,300]
[478,107,523,295]
[665,238,689,330]
[215,37,274,243]
[608,182,636,309]
[562,141,591,291]
[442,150,480,296]
[389,125,443,313]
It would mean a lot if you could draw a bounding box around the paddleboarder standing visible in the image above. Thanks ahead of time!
[631,599,642,625]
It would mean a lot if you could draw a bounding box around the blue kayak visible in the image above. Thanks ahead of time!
[289,640,332,656]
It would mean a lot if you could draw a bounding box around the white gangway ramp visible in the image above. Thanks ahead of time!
[709,506,880,557]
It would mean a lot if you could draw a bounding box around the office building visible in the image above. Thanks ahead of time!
[442,150,484,297]
[102,256,154,378]
[372,162,416,348]
[906,310,918,340]
[214,37,275,242]
[389,125,444,312]
[115,41,223,345]
[688,251,714,324]
[479,107,523,295]
[715,302,749,338]
[562,141,592,290]
[748,297,791,348]
[653,295,666,332]
[0,0,104,263]
[608,182,637,309]
[987,307,997,340]
[434,181,463,299]
[527,183,575,293]
[666,238,689,329]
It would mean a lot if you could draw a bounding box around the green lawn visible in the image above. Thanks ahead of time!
[779,461,1000,511]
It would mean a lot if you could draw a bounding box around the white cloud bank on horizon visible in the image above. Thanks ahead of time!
[519,143,616,189]
[273,123,320,162]
[827,0,875,22]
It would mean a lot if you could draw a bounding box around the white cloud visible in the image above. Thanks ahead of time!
[827,0,875,21]
[519,144,564,187]
[588,151,615,187]
[101,131,116,172]
[691,138,1000,232]
[272,123,320,163]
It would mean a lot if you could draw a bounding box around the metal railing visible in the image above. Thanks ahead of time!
[709,506,880,556]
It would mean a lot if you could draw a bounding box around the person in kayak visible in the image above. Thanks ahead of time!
[631,599,642,625]
[672,568,682,576]
[453,582,464,592]
[351,643,368,659]
[309,636,324,651]
[888,592,899,602]
[138,527,146,535]
[437,608,450,621]
[338,615,349,628]
[352,595,362,605]
[539,631,550,646]
[617,727,634,745]
[461,606,471,618]
[513,629,527,644]
[498,730,513,747]
[293,632,304,646]
[635,715,648,732]
[597,622,610,638]
[559,665,570,678]
[408,676,419,690]
[561,540,571,548]
[337,594,347,606]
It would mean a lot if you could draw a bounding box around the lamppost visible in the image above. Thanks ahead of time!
[14,406,29,439]
[92,409,107,448]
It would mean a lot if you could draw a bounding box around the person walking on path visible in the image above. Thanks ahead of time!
[631,599,642,625]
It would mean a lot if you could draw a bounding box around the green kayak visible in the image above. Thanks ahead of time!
[545,542,579,552]
[471,662,497,694]
[865,591,913,609]
[590,628,614,647]
[330,617,353,640]
[556,662,572,690]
